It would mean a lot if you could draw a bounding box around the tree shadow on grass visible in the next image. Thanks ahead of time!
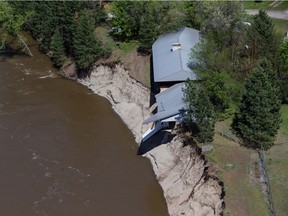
[137,130,175,155]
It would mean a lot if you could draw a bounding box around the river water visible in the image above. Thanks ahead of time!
[0,37,168,216]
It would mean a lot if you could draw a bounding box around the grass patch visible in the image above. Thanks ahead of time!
[206,120,270,216]
[95,26,151,87]
[270,1,288,10]
[279,105,288,137]
[95,26,138,55]
[244,1,273,10]
[272,18,288,33]
[117,41,139,54]
[266,147,288,215]
[265,105,288,216]
[244,1,288,10]
[206,105,288,215]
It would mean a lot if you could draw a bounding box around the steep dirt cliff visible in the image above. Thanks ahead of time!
[147,135,224,216]
[79,63,224,216]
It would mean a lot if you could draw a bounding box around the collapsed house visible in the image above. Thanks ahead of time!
[142,27,200,142]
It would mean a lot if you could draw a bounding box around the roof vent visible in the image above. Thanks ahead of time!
[171,43,181,52]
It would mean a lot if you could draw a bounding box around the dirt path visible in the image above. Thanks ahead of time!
[246,9,288,20]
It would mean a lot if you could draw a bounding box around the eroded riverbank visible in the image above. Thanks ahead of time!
[0,38,168,216]
[79,63,225,216]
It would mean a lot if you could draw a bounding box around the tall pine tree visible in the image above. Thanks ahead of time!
[138,2,160,54]
[138,1,185,54]
[232,59,281,150]
[279,40,288,103]
[22,1,88,53]
[50,29,65,67]
[246,10,279,64]
[183,80,216,143]
[73,10,103,74]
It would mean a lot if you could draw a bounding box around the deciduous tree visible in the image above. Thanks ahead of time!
[111,1,185,54]
[110,1,142,40]
[0,1,23,47]
[189,1,248,72]
[0,1,32,56]
[201,71,236,115]
[183,80,215,143]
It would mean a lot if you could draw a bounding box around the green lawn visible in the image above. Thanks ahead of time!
[205,119,269,216]
[245,15,288,34]
[272,1,288,10]
[205,105,288,216]
[279,105,288,137]
[244,1,273,10]
[244,1,288,10]
[94,26,151,87]
[272,18,288,33]
[266,106,288,216]
[95,26,139,56]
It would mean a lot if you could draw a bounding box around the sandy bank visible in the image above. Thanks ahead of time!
[78,63,224,216]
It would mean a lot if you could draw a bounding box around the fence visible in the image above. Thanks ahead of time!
[258,146,276,216]
[219,128,276,216]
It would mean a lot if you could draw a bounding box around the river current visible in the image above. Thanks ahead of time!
[0,37,168,216]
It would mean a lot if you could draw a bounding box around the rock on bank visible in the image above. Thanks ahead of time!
[78,63,224,216]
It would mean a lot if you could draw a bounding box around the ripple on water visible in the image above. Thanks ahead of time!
[0,43,168,215]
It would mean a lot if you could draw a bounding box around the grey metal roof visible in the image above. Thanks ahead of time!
[152,27,200,83]
[143,83,185,124]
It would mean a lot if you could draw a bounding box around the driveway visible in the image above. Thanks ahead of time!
[246,9,288,20]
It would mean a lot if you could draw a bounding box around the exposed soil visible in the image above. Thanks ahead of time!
[60,59,77,80]
[78,64,225,215]
[122,50,151,88]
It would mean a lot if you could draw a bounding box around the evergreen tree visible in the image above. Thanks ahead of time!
[183,1,201,29]
[232,59,281,150]
[279,39,288,103]
[138,1,172,54]
[73,10,103,73]
[50,30,65,67]
[25,1,59,52]
[183,80,215,143]
[246,10,279,63]
[21,1,88,53]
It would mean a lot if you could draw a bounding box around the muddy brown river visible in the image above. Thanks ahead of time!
[0,37,168,216]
